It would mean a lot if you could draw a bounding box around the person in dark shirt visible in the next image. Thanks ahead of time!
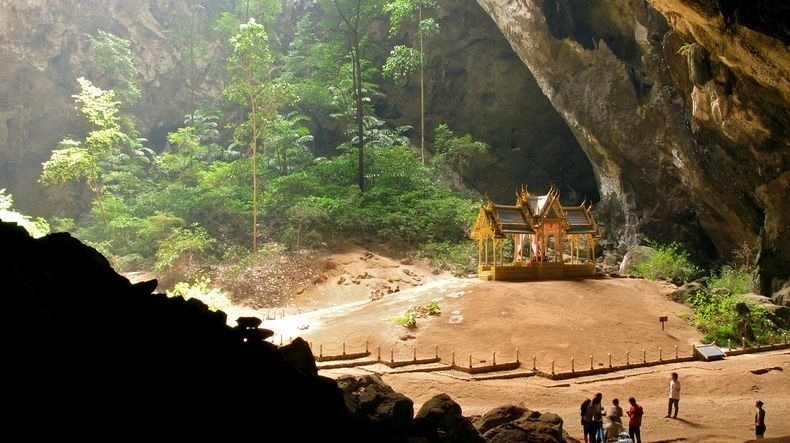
[754,400,766,439]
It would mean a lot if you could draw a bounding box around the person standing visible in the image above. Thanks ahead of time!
[609,398,624,423]
[603,398,625,441]
[626,397,643,443]
[755,400,766,439]
[666,372,681,418]
[582,392,603,443]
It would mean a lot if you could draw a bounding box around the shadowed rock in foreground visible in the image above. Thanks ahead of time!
[1,220,577,442]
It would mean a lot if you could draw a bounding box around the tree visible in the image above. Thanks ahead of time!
[382,0,439,164]
[39,77,125,226]
[432,123,489,190]
[86,30,141,106]
[223,18,296,252]
[328,0,385,192]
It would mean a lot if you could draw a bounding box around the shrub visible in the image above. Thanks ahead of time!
[0,189,50,238]
[418,240,477,277]
[706,265,758,295]
[166,275,231,312]
[687,289,780,347]
[629,240,701,284]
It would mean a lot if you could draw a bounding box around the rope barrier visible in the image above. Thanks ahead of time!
[305,338,790,377]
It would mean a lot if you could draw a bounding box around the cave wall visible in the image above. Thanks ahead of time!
[379,0,599,205]
[474,0,789,294]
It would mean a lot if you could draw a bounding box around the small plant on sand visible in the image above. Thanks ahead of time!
[425,300,441,315]
[393,301,441,329]
[393,311,418,329]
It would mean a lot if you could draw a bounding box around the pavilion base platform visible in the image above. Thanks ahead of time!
[478,262,597,281]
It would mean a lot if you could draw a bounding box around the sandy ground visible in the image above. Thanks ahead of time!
[220,247,790,443]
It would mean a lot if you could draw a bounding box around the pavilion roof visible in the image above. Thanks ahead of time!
[471,185,602,240]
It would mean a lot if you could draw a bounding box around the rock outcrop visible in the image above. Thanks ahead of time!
[2,219,576,442]
[473,0,789,295]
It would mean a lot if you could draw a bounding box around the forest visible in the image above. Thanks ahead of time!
[3,0,490,288]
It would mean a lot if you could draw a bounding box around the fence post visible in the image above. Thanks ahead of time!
[342,341,346,355]
[641,349,646,363]
[413,346,417,361]
[608,353,612,368]
[674,345,678,359]
[319,344,323,358]
[532,355,537,371]
[590,355,593,370]
[626,351,630,365]
[493,352,497,366]
[435,345,439,358]
[571,357,575,372]
[551,360,555,375]
[659,347,663,361]
[390,348,394,362]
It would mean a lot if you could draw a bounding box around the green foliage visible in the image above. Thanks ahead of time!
[382,0,439,73]
[86,30,141,105]
[213,0,281,41]
[39,77,150,240]
[166,275,232,312]
[393,311,417,328]
[425,300,441,315]
[686,290,779,347]
[259,144,478,250]
[392,301,441,328]
[223,17,299,252]
[0,189,50,238]
[39,139,99,186]
[706,265,759,295]
[155,224,216,273]
[328,59,386,142]
[432,123,490,187]
[418,240,477,277]
[628,240,701,283]
[681,245,778,347]
[382,45,421,80]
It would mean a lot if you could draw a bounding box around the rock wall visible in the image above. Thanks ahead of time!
[474,0,789,294]
[2,219,576,442]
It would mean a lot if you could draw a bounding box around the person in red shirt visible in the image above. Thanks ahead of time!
[626,397,643,443]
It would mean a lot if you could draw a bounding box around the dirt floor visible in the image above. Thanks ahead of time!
[221,247,790,443]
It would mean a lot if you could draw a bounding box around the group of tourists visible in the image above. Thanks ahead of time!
[579,372,767,442]
[580,393,643,443]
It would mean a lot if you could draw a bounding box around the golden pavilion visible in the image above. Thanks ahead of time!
[470,185,602,281]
